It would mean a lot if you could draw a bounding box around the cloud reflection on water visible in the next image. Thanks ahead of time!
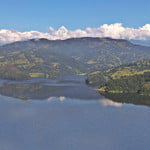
[47,96,66,102]
[100,99,123,107]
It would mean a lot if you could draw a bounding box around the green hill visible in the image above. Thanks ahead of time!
[87,60,150,96]
[0,37,150,80]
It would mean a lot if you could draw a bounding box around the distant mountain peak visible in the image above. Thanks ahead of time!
[58,26,68,33]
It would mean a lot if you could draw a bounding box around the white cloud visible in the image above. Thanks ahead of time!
[1,23,150,43]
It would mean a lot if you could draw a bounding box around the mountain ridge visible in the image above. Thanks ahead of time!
[0,37,150,80]
[87,59,150,96]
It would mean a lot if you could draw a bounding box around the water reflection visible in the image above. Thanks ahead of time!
[101,93,150,106]
[0,94,150,150]
[0,76,150,150]
[100,99,123,107]
[0,76,102,100]
[0,75,150,107]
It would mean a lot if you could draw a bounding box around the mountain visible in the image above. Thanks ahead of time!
[87,60,150,96]
[0,37,150,80]
[130,40,150,46]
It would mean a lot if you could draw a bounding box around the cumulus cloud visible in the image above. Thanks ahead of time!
[1,23,150,43]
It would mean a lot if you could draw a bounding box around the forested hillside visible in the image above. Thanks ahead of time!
[0,37,150,80]
[87,60,150,96]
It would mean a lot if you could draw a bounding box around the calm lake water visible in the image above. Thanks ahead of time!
[0,75,150,150]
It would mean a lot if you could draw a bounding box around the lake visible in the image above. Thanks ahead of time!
[0,75,150,150]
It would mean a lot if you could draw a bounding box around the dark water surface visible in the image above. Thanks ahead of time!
[0,75,101,100]
[0,75,150,150]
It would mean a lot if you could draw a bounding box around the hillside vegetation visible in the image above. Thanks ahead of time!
[0,37,150,80]
[87,60,150,96]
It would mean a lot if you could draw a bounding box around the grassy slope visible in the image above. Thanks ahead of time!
[87,60,150,96]
[0,37,150,80]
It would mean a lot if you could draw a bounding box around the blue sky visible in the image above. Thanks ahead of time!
[0,0,149,31]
